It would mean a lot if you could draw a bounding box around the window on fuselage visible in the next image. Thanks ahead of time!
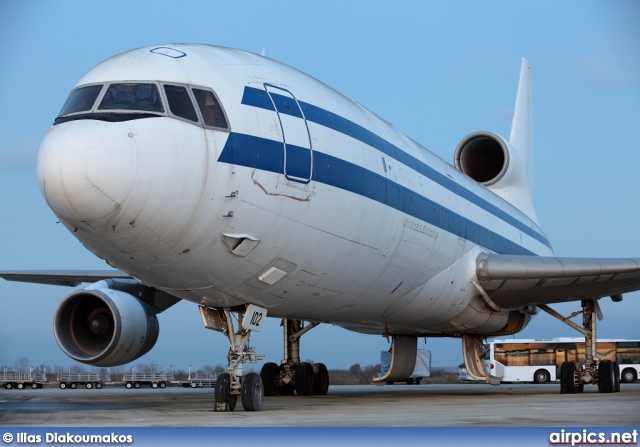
[164,84,198,122]
[192,88,229,129]
[58,84,103,116]
[99,83,163,112]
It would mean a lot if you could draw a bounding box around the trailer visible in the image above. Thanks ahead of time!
[177,369,218,388]
[123,369,174,389]
[1,368,47,390]
[57,370,110,389]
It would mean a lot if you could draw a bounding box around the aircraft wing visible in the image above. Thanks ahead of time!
[0,270,132,287]
[475,253,640,309]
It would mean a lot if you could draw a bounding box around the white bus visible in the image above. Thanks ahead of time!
[459,338,640,384]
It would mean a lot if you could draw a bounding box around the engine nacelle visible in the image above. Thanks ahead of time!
[454,131,512,186]
[454,131,538,222]
[54,283,159,367]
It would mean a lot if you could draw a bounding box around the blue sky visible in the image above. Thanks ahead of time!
[0,0,638,373]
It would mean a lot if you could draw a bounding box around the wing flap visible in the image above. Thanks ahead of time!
[476,254,640,308]
[0,270,132,287]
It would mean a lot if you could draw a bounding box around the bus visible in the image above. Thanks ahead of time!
[459,338,640,384]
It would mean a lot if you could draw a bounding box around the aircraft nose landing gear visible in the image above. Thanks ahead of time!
[200,305,266,411]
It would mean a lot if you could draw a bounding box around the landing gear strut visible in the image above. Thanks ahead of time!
[199,305,266,411]
[539,299,620,394]
[260,318,329,397]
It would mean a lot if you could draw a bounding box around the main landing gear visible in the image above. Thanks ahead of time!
[260,319,329,397]
[539,299,620,394]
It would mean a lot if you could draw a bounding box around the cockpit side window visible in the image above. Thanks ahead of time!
[193,88,229,129]
[99,83,163,112]
[164,84,198,122]
[59,84,103,116]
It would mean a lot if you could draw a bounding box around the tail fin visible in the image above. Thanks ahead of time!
[509,58,534,195]
[454,59,539,225]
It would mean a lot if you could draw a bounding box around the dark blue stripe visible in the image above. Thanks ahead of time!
[219,132,536,256]
[241,86,551,250]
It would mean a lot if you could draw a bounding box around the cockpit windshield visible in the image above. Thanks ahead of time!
[58,84,103,116]
[55,81,229,132]
[99,83,163,112]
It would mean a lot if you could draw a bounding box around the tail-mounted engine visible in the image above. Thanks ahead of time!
[454,131,537,222]
[54,280,160,367]
[454,131,511,186]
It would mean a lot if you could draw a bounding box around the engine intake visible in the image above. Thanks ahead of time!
[454,131,510,186]
[54,287,159,367]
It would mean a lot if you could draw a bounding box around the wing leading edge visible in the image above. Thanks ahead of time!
[475,253,640,309]
[0,270,132,287]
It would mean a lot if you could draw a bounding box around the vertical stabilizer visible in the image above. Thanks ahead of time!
[454,59,540,225]
[509,58,534,200]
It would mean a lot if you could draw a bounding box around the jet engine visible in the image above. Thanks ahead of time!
[454,131,512,186]
[454,131,538,222]
[54,281,159,367]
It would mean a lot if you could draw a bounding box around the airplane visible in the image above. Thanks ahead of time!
[1,44,639,411]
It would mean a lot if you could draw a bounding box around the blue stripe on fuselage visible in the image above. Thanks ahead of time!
[241,86,550,250]
[219,132,537,256]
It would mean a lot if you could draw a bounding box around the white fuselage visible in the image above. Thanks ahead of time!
[37,45,552,337]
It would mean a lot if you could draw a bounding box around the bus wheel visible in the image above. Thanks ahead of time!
[621,368,636,383]
[533,369,550,384]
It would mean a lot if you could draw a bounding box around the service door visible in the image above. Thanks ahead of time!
[264,83,313,183]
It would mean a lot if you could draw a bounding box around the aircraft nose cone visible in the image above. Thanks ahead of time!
[37,121,138,223]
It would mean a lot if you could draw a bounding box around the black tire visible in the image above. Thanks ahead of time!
[241,372,264,411]
[59,383,66,390]
[96,383,103,389]
[533,369,550,384]
[86,382,93,389]
[560,361,577,394]
[159,382,166,389]
[125,382,133,389]
[31,383,39,389]
[134,382,141,389]
[260,362,281,397]
[17,383,25,390]
[5,382,14,390]
[621,368,636,384]
[214,373,235,412]
[313,363,329,395]
[70,383,77,389]
[597,360,615,393]
[613,362,620,392]
[294,362,315,396]
[151,382,158,389]
[415,377,422,385]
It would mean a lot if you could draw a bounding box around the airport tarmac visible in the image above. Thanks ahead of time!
[1,383,639,427]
